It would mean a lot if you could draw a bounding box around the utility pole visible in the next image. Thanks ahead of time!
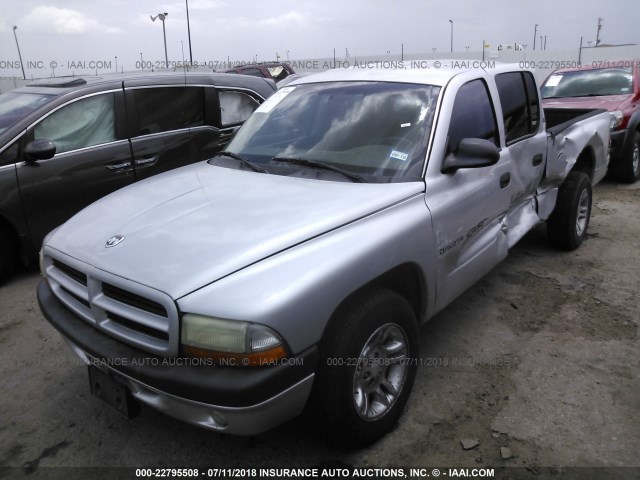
[13,26,26,80]
[533,24,538,51]
[151,13,169,68]
[596,17,603,47]
[449,20,453,53]
[186,0,193,63]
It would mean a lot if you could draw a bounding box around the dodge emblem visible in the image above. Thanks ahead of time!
[105,235,125,248]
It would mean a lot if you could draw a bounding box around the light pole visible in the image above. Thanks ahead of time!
[596,17,603,47]
[12,26,26,80]
[140,52,144,70]
[151,13,169,68]
[286,50,290,61]
[533,24,539,51]
[449,20,453,53]
[185,0,193,64]
[115,56,118,73]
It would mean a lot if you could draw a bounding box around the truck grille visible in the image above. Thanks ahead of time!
[44,251,179,356]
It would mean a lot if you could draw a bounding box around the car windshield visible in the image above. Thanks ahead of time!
[220,81,441,182]
[541,67,633,98]
[0,91,57,135]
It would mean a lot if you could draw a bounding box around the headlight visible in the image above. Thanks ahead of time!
[181,314,287,366]
[609,110,624,130]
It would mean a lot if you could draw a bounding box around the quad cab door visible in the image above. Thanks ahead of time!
[493,71,547,246]
[425,78,512,311]
[16,90,133,251]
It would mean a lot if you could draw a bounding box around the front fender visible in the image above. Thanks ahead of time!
[177,195,435,354]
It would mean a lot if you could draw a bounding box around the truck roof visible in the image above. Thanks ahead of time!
[290,61,528,87]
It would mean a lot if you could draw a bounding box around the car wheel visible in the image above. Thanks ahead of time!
[547,171,592,250]
[618,131,640,184]
[0,227,16,283]
[314,288,419,446]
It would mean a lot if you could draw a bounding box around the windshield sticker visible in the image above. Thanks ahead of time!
[545,75,563,87]
[401,122,411,128]
[390,150,409,161]
[255,86,296,113]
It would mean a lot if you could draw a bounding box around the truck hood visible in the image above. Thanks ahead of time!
[47,163,424,299]
[542,94,632,112]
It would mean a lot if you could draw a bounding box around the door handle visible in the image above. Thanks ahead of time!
[500,172,511,189]
[532,154,543,166]
[105,161,132,172]
[134,156,158,167]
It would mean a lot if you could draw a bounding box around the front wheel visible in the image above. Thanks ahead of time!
[547,171,592,250]
[314,288,419,446]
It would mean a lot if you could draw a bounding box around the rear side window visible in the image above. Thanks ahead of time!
[132,87,204,136]
[447,79,498,155]
[239,68,265,78]
[495,72,539,144]
[34,93,116,154]
[219,91,259,126]
[524,72,540,133]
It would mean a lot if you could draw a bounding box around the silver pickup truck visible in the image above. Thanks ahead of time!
[37,64,610,445]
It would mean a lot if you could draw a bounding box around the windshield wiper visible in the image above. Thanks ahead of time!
[214,151,268,174]
[271,157,365,183]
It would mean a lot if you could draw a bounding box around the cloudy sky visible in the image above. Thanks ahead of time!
[0,0,637,77]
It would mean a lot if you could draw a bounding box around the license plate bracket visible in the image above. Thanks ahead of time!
[88,365,139,418]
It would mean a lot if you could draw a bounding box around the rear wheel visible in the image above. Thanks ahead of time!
[547,171,592,250]
[314,288,419,446]
[617,131,640,184]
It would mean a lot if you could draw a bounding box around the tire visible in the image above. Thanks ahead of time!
[617,131,640,184]
[547,171,592,250]
[0,227,16,283]
[314,287,419,446]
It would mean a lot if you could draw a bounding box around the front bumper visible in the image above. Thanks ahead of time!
[37,279,317,435]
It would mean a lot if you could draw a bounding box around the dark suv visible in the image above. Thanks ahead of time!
[0,73,275,280]
[541,63,640,183]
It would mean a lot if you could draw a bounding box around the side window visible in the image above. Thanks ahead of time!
[239,68,265,78]
[34,94,116,154]
[132,87,204,136]
[495,72,540,144]
[447,79,498,155]
[0,140,20,167]
[523,72,540,133]
[219,91,259,126]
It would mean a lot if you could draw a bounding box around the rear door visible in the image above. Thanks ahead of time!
[16,89,133,251]
[125,78,264,181]
[425,78,512,310]
[493,71,547,245]
[124,81,213,181]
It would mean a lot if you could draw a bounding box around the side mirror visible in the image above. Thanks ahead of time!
[24,139,56,162]
[441,138,500,173]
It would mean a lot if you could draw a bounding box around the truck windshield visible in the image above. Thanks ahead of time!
[222,81,441,182]
[0,91,56,135]
[542,67,633,98]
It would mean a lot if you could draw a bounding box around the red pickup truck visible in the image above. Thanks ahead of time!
[541,62,640,183]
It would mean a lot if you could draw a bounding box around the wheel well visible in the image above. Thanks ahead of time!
[322,263,427,345]
[0,215,19,259]
[369,263,426,321]
[571,147,595,180]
